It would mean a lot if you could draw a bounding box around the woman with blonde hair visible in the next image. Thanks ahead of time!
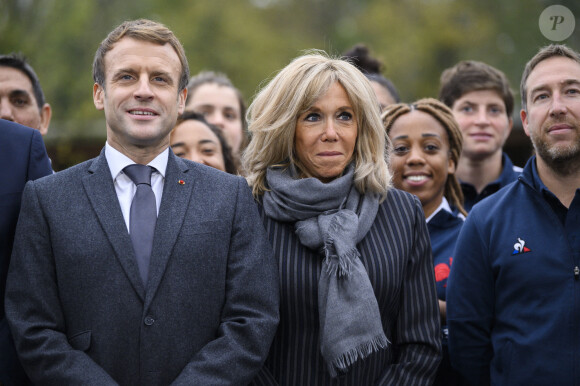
[244,52,441,385]
[383,98,467,385]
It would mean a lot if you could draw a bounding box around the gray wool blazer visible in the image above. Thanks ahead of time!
[5,149,280,386]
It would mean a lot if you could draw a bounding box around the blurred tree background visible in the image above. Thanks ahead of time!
[1,0,578,170]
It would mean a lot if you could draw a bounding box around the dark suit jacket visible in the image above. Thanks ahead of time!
[0,119,52,386]
[5,149,279,385]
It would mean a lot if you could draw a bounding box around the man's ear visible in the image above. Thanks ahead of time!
[38,103,52,136]
[177,88,187,115]
[93,83,105,111]
[520,109,531,137]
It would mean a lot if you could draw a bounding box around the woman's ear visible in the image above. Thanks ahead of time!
[447,153,456,175]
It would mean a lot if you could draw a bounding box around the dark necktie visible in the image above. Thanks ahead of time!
[123,164,157,285]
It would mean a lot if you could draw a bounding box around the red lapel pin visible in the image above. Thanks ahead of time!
[178,179,185,185]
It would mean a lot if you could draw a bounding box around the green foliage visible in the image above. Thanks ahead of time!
[1,0,577,169]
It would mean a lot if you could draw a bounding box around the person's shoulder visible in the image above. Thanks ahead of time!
[382,187,420,208]
[0,119,35,137]
[179,157,242,184]
[469,179,523,219]
[175,157,247,202]
[380,187,423,221]
[431,206,465,231]
[501,152,524,182]
[34,157,97,187]
[0,120,39,151]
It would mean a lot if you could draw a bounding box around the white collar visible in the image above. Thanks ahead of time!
[426,197,453,223]
[105,142,168,180]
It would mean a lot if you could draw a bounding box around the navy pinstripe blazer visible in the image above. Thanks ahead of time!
[253,188,441,385]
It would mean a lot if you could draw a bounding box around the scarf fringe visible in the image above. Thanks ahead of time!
[322,246,360,277]
[328,334,390,377]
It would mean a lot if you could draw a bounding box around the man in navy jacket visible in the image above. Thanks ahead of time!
[447,44,580,385]
[0,119,52,385]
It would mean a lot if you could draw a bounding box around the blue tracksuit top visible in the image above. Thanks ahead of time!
[460,152,522,212]
[447,156,580,386]
[428,205,464,303]
[429,203,467,386]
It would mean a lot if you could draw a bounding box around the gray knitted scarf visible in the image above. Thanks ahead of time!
[262,163,389,377]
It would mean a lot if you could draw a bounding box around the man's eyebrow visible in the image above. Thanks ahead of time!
[530,79,580,95]
[9,89,31,98]
[530,84,550,96]
[563,79,580,87]
[151,71,174,84]
[113,68,136,77]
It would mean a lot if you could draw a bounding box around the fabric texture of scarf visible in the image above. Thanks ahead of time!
[262,163,389,377]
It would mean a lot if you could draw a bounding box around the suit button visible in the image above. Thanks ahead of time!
[144,316,155,326]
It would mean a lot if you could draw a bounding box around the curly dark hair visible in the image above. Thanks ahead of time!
[342,43,400,103]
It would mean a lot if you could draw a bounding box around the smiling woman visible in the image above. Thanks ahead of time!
[383,98,466,386]
[244,52,441,385]
[170,111,238,174]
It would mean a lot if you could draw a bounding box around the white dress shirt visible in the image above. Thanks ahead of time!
[105,142,167,232]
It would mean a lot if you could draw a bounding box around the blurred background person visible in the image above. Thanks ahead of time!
[342,43,400,110]
[0,53,52,136]
[244,52,440,385]
[170,111,238,174]
[185,71,248,158]
[383,98,467,386]
[0,119,52,386]
[439,60,521,212]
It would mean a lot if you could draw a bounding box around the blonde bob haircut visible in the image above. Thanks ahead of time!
[243,51,391,198]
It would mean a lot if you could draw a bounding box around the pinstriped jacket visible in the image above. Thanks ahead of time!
[253,188,441,385]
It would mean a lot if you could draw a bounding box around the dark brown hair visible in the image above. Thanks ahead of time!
[342,43,400,104]
[439,60,513,118]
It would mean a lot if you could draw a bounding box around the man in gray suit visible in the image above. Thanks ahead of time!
[5,19,279,385]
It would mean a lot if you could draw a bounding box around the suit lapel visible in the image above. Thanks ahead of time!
[82,150,146,301]
[144,152,195,308]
